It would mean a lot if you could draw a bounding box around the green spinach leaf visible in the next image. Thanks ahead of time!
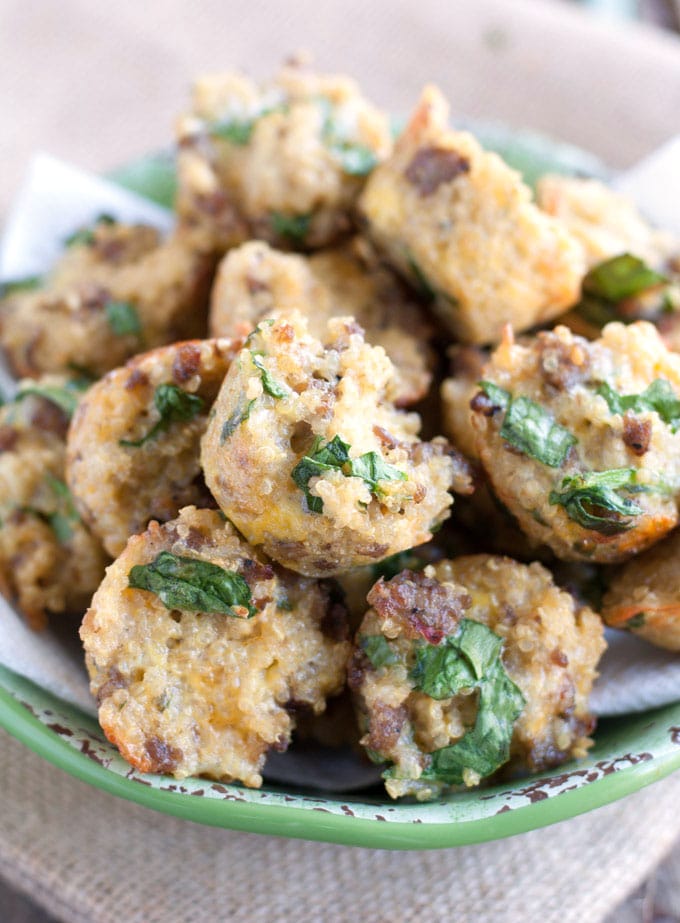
[208,104,288,146]
[128,551,258,617]
[270,212,311,242]
[291,435,407,513]
[410,619,525,785]
[479,382,576,467]
[42,475,81,544]
[220,395,256,443]
[423,664,525,785]
[291,435,351,513]
[15,379,89,419]
[360,635,400,669]
[597,379,680,432]
[64,213,116,248]
[105,300,141,336]
[583,253,667,303]
[478,380,510,410]
[251,353,289,398]
[0,275,43,298]
[120,384,204,448]
[549,467,645,534]
[346,451,407,496]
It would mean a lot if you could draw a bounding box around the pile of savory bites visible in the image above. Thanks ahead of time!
[2,60,680,801]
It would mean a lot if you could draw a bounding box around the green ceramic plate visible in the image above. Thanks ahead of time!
[2,131,679,850]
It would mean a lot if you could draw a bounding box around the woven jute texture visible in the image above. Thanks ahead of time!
[1,0,680,920]
[1,728,679,923]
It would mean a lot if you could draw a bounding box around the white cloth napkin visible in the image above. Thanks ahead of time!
[0,151,679,735]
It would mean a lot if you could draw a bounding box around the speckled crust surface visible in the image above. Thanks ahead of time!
[209,238,435,407]
[349,556,605,800]
[358,85,585,344]
[81,507,351,787]
[602,529,680,651]
[0,222,214,378]
[440,345,488,460]
[67,338,239,557]
[472,322,680,563]
[175,60,392,254]
[201,313,471,576]
[0,380,108,629]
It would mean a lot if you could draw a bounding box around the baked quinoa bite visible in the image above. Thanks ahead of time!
[358,85,585,344]
[209,238,435,406]
[0,378,108,629]
[537,175,679,271]
[601,529,680,651]
[472,321,680,563]
[80,507,351,787]
[67,338,239,557]
[349,556,605,800]
[537,177,680,347]
[201,313,471,577]
[0,218,214,379]
[175,59,392,254]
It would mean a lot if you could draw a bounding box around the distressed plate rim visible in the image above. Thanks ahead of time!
[2,663,680,849]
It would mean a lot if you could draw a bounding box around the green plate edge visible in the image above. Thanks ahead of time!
[2,662,680,849]
[1,128,677,850]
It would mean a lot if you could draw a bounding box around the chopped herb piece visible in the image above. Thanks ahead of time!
[626,612,646,629]
[411,636,476,699]
[405,251,436,301]
[220,396,256,443]
[500,395,577,467]
[478,381,510,410]
[209,118,258,146]
[346,451,407,496]
[575,254,674,329]
[583,253,667,303]
[0,275,42,298]
[291,435,351,513]
[575,295,621,329]
[410,619,525,785]
[422,664,525,785]
[128,551,258,617]
[64,213,116,248]
[317,99,379,176]
[208,104,288,146]
[291,435,406,513]
[457,620,505,680]
[105,300,141,336]
[251,353,289,398]
[370,550,424,582]
[120,384,204,448]
[44,475,80,543]
[360,635,400,669]
[244,319,275,347]
[67,363,96,381]
[270,212,311,242]
[328,141,377,176]
[15,379,89,419]
[549,468,645,534]
[597,379,680,432]
[410,619,504,700]
[479,383,576,467]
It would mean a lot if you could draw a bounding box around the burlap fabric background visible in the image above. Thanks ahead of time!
[1,0,680,920]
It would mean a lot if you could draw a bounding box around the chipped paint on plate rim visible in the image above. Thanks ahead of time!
[1,130,679,850]
[2,663,680,849]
